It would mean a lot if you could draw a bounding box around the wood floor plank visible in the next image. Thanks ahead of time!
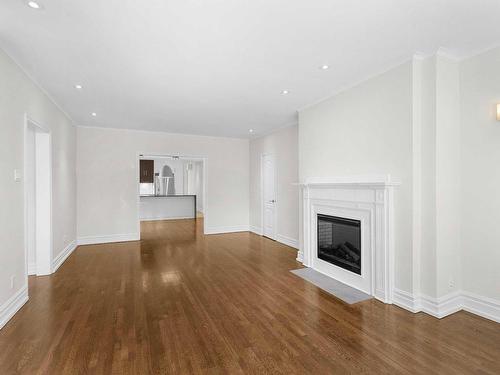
[0,218,499,374]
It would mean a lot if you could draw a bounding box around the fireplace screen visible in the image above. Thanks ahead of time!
[317,214,361,275]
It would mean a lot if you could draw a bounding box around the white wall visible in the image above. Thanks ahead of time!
[460,47,500,301]
[0,48,76,322]
[418,56,437,298]
[77,126,249,240]
[417,54,462,299]
[434,55,461,297]
[298,62,414,293]
[195,161,204,211]
[249,125,299,247]
[185,161,204,212]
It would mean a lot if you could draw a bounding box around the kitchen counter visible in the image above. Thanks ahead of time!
[139,194,196,220]
[140,194,196,198]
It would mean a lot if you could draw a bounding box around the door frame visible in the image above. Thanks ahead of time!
[24,115,53,279]
[260,153,277,240]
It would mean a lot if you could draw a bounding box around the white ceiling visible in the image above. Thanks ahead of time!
[1,1,500,138]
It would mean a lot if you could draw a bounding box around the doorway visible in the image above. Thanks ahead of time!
[136,153,207,236]
[261,153,277,240]
[24,117,52,276]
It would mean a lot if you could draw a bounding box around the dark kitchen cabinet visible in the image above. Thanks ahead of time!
[140,160,154,183]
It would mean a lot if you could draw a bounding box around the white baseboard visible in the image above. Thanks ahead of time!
[140,216,194,221]
[0,285,29,330]
[276,234,299,249]
[77,233,140,246]
[462,291,500,323]
[393,288,500,323]
[52,240,77,273]
[27,262,36,276]
[419,291,463,318]
[204,225,249,235]
[249,227,298,249]
[393,288,421,313]
[393,289,462,318]
[250,226,262,235]
[296,251,304,263]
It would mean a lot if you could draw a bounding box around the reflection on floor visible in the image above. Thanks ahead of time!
[1,219,499,374]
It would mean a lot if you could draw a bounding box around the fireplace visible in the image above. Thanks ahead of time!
[317,214,361,275]
[299,176,397,302]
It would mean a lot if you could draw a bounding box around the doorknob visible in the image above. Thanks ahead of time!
[270,199,276,203]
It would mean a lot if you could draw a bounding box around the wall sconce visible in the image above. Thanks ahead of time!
[497,104,500,121]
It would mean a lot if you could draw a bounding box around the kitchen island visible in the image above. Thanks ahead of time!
[139,194,196,221]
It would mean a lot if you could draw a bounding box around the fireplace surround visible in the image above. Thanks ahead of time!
[297,176,399,303]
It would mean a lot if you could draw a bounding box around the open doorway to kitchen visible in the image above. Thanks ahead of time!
[136,154,206,237]
[24,117,52,277]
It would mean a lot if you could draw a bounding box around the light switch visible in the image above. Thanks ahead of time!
[14,169,22,182]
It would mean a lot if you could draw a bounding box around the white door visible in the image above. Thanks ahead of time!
[262,154,276,240]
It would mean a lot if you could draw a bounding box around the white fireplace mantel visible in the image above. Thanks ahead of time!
[297,174,399,304]
[295,174,401,187]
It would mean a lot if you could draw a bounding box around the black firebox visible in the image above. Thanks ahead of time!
[317,214,361,275]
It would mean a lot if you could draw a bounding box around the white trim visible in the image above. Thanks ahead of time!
[458,42,500,63]
[250,226,299,249]
[201,159,208,235]
[140,216,194,222]
[435,47,462,62]
[0,286,29,330]
[24,116,53,277]
[296,175,401,187]
[462,292,500,323]
[419,292,463,319]
[276,234,299,249]
[249,122,298,141]
[23,120,30,284]
[77,233,140,246]
[27,262,36,276]
[204,225,249,235]
[393,288,500,323]
[250,225,263,235]
[78,124,247,140]
[393,288,421,313]
[393,289,463,318]
[52,240,77,273]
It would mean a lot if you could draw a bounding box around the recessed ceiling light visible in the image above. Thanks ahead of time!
[249,129,254,133]
[281,90,289,95]
[27,1,41,9]
[91,112,97,117]
[75,84,83,89]
[320,65,330,70]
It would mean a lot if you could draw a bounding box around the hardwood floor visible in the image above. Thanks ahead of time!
[1,219,499,374]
